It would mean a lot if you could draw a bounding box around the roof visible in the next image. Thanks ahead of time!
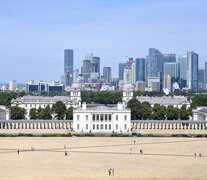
[11,96,79,104]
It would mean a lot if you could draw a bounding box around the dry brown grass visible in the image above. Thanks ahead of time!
[0,137,207,180]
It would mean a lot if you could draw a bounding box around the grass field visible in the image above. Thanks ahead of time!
[0,137,207,180]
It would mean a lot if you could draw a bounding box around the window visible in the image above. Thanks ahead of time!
[116,124,118,130]
[124,124,127,130]
[86,115,88,120]
[109,114,111,121]
[101,124,103,130]
[93,124,95,130]
[116,115,118,120]
[105,124,107,130]
[93,114,95,121]
[86,124,88,130]
[124,115,127,121]
[96,114,99,121]
[97,124,99,130]
[105,114,108,121]
[77,115,80,120]
[100,114,104,121]
[109,124,111,130]
[77,124,80,130]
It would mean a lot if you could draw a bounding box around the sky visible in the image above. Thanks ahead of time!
[0,0,207,83]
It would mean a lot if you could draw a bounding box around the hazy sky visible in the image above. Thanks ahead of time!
[0,0,207,83]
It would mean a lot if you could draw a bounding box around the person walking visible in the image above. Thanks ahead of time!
[17,149,19,155]
[194,153,197,158]
[64,145,66,149]
[130,148,132,154]
[65,151,68,156]
[112,168,115,176]
[108,169,111,176]
[134,140,136,144]
[199,153,202,157]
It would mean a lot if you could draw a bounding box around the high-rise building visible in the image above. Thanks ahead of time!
[103,67,112,84]
[131,62,136,85]
[163,62,180,81]
[163,74,171,92]
[163,54,176,63]
[91,56,100,77]
[205,62,207,83]
[178,55,187,81]
[147,78,160,91]
[146,48,163,78]
[123,67,132,84]
[82,60,91,83]
[9,80,17,91]
[187,51,198,91]
[85,53,93,61]
[198,69,204,83]
[64,49,73,86]
[136,58,145,81]
[119,63,126,81]
[135,81,145,92]
[73,69,79,82]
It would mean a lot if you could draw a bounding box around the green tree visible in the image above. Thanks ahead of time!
[10,106,26,120]
[179,105,190,120]
[191,94,207,108]
[29,108,38,119]
[141,102,152,120]
[127,98,142,120]
[39,105,52,120]
[52,101,66,120]
[152,104,166,120]
[65,106,73,120]
[166,106,179,120]
[0,92,17,106]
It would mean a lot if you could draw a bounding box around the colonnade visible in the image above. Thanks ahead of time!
[0,120,73,130]
[131,120,207,130]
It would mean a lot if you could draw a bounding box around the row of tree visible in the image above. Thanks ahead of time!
[10,101,73,120]
[127,98,191,120]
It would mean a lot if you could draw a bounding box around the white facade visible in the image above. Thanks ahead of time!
[192,107,207,121]
[73,102,131,133]
[0,106,10,120]
[122,83,134,103]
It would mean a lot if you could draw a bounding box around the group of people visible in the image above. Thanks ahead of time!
[194,153,202,158]
[108,168,115,176]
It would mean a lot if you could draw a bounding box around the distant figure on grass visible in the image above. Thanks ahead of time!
[140,149,143,154]
[194,153,197,158]
[199,153,202,157]
[17,149,19,155]
[112,168,115,176]
[65,151,68,156]
[134,140,136,144]
[130,148,132,154]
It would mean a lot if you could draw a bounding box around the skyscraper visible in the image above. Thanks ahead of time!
[146,48,163,78]
[163,62,180,82]
[131,62,136,85]
[91,56,100,76]
[163,74,171,92]
[178,55,187,81]
[82,60,91,83]
[136,58,145,81]
[103,67,112,84]
[163,54,176,63]
[205,62,207,83]
[9,80,17,91]
[64,49,73,86]
[187,51,198,91]
[119,63,126,81]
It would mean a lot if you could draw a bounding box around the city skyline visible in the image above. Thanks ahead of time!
[0,0,207,82]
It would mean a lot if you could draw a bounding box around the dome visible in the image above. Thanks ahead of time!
[123,83,134,91]
[71,82,81,89]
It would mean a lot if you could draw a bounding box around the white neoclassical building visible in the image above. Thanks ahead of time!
[73,102,131,133]
[136,95,191,109]
[73,83,133,133]
[192,107,207,121]
[11,82,82,119]
[0,106,10,120]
